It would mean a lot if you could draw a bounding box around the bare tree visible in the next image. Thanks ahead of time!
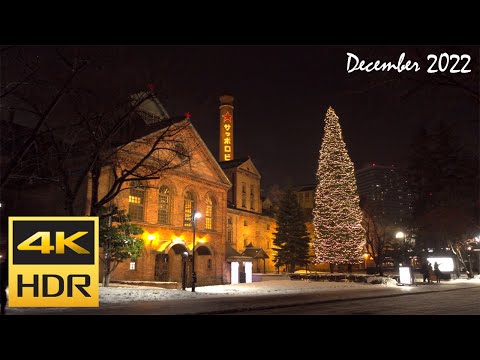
[0,46,90,188]
[361,202,390,276]
[44,88,192,216]
[1,47,193,217]
[420,204,478,278]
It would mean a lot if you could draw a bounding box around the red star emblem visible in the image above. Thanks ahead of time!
[184,112,191,119]
[223,112,232,122]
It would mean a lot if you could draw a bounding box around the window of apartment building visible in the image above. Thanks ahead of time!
[158,186,171,224]
[183,191,196,227]
[241,182,246,208]
[129,261,136,270]
[227,217,233,243]
[128,182,145,221]
[205,196,216,230]
[250,184,254,210]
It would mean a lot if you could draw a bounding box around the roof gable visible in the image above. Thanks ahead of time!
[120,120,231,189]
[238,158,261,178]
[219,157,261,178]
[184,123,232,187]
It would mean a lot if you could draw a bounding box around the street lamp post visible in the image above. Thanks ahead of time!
[181,251,189,290]
[191,211,201,292]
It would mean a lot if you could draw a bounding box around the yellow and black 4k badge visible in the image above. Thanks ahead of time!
[9,217,99,307]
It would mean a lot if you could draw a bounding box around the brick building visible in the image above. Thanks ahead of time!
[0,92,277,285]
[106,94,276,285]
[105,118,232,286]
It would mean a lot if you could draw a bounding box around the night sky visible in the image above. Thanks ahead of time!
[8,45,479,190]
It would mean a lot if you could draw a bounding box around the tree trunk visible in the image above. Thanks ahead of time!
[103,272,111,287]
[90,165,100,216]
[65,198,75,216]
[329,263,335,273]
[467,255,474,279]
[103,252,111,287]
[378,266,384,276]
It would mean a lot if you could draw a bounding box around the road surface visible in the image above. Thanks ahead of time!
[229,286,480,315]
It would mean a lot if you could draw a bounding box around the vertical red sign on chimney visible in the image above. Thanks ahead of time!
[219,95,234,162]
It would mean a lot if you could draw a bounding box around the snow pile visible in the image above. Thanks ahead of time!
[100,285,212,304]
[366,276,398,286]
[99,279,391,304]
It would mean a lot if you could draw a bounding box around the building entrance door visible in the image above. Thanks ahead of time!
[155,253,169,281]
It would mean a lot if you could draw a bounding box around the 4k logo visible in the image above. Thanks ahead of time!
[18,231,90,254]
[9,217,99,307]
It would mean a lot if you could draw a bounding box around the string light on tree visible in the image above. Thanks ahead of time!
[312,107,365,270]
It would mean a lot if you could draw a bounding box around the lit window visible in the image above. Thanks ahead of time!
[183,191,196,227]
[206,196,216,230]
[158,186,171,224]
[128,182,145,221]
[129,261,136,270]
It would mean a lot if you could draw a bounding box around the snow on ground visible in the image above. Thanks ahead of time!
[100,278,398,304]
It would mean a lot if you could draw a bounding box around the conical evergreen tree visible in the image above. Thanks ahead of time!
[312,107,364,270]
[272,186,311,273]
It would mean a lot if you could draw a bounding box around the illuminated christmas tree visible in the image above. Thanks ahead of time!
[313,107,365,270]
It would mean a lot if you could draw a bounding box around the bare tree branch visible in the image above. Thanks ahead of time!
[0,59,89,188]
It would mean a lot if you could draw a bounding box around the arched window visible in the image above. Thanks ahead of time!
[183,191,196,227]
[205,196,216,230]
[128,181,145,221]
[158,186,171,224]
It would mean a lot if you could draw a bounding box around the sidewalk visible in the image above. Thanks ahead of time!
[170,278,480,315]
[4,277,480,315]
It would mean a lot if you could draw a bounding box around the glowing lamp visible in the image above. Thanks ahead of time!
[147,234,156,241]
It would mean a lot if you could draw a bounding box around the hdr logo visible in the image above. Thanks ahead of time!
[8,217,99,307]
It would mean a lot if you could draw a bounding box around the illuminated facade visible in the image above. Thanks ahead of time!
[220,158,277,274]
[294,184,316,221]
[101,120,232,286]
[102,94,277,286]
[217,94,276,275]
